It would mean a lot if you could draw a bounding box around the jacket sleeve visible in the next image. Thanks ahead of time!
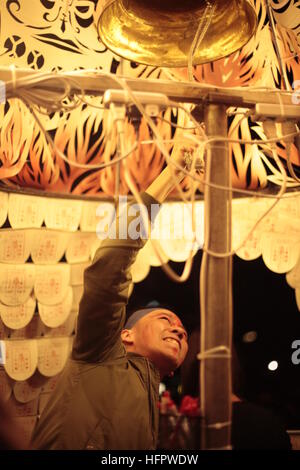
[72,192,160,363]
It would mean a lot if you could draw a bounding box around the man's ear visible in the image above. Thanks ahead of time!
[121,328,135,346]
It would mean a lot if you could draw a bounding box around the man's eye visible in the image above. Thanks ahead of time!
[161,316,170,322]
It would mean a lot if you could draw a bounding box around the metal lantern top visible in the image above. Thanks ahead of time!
[95,0,258,67]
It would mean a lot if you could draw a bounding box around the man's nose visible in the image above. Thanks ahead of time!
[170,326,186,341]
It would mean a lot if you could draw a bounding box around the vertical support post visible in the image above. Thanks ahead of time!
[200,103,233,449]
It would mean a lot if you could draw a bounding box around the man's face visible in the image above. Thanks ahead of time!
[129,310,188,377]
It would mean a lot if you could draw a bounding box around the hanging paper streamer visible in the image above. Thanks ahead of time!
[44,311,76,338]
[44,199,83,231]
[8,193,45,228]
[157,203,203,262]
[0,229,32,264]
[232,198,266,261]
[233,221,262,261]
[0,295,36,330]
[0,192,8,227]
[9,313,45,340]
[37,337,72,377]
[80,201,114,233]
[4,339,38,381]
[34,264,70,305]
[38,286,73,328]
[66,232,98,263]
[31,229,70,265]
[0,264,35,306]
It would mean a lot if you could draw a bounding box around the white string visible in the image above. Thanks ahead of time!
[197,346,231,360]
[205,421,232,430]
[207,445,233,450]
[187,1,216,81]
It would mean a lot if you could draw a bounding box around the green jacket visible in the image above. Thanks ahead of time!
[31,193,161,450]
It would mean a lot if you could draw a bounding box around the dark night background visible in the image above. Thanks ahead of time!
[128,251,300,428]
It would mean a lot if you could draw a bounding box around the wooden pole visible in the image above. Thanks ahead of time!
[200,103,233,450]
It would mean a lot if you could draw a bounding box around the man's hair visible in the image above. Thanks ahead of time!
[124,307,162,329]
[124,301,178,330]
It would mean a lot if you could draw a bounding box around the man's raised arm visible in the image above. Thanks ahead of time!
[72,147,188,363]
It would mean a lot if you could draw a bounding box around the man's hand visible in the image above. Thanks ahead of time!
[146,134,200,203]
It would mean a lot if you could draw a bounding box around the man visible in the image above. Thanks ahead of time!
[31,145,189,450]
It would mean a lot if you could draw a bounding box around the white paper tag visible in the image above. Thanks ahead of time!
[31,229,70,265]
[232,197,271,225]
[80,200,109,232]
[0,191,8,227]
[70,262,90,286]
[0,229,32,264]
[38,286,73,328]
[274,197,300,220]
[66,232,97,264]
[37,337,71,377]
[0,296,36,330]
[8,193,45,228]
[45,199,83,231]
[13,380,41,404]
[160,238,199,263]
[34,264,70,305]
[90,238,102,260]
[0,264,35,306]
[261,233,300,274]
[286,257,300,289]
[140,240,169,267]
[44,311,76,338]
[152,202,204,250]
[4,339,38,381]
[233,222,262,261]
[9,313,46,340]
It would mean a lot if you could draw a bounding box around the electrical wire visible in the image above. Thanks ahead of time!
[23,99,138,170]
[4,67,300,254]
[187,1,216,81]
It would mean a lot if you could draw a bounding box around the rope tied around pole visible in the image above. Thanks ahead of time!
[197,345,231,360]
